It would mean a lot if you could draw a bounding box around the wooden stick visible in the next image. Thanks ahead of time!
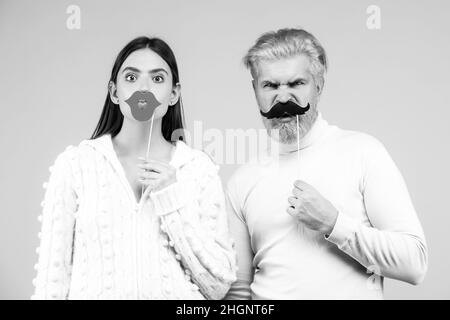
[141,114,155,198]
[296,115,301,177]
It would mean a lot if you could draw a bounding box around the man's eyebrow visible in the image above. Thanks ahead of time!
[288,77,308,83]
[259,77,309,86]
[260,80,279,85]
[121,67,169,75]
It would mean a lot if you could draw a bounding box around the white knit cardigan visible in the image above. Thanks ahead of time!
[32,134,237,300]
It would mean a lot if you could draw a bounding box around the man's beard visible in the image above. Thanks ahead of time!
[268,107,318,144]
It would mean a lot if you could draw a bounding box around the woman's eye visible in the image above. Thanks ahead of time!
[153,75,164,83]
[125,74,137,82]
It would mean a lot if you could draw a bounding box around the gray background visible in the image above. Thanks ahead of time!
[1,0,449,299]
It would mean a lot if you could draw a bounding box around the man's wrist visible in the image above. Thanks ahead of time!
[324,209,339,237]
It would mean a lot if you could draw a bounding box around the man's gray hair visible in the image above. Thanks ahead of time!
[243,28,328,92]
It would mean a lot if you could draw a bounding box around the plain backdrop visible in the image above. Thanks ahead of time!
[1,0,449,299]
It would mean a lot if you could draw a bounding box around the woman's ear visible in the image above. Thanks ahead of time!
[169,82,181,106]
[108,81,119,104]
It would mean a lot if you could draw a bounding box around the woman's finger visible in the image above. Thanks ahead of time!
[138,176,160,187]
[138,157,174,169]
[138,157,171,166]
[137,163,163,173]
[138,161,171,173]
[138,170,161,180]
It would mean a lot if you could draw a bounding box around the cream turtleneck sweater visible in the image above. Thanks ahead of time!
[225,113,427,299]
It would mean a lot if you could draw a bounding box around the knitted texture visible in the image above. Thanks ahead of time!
[32,135,237,300]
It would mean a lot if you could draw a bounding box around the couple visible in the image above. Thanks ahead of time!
[32,28,428,300]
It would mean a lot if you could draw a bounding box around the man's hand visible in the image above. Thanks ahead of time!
[287,180,339,236]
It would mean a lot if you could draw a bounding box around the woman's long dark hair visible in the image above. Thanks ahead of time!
[90,36,185,142]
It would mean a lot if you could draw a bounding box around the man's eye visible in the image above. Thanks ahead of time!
[125,73,137,82]
[153,75,164,83]
[264,83,277,88]
[290,81,304,87]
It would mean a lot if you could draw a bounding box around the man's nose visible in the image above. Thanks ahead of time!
[276,89,292,103]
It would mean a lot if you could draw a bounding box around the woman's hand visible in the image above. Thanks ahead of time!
[137,157,177,192]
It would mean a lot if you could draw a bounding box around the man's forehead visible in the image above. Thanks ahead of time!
[254,55,311,81]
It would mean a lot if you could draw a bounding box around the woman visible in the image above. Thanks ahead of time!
[32,36,237,300]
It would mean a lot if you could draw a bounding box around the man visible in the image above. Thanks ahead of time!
[225,28,427,299]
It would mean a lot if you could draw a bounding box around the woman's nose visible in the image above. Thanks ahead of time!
[138,77,152,91]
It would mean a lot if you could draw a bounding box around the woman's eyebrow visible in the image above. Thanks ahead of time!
[149,68,169,75]
[121,66,168,75]
[122,66,141,74]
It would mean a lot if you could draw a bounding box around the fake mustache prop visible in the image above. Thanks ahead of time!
[125,90,161,121]
[260,100,310,119]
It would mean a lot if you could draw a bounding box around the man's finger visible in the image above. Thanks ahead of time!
[286,206,297,216]
[292,187,304,197]
[294,179,313,191]
[287,196,298,207]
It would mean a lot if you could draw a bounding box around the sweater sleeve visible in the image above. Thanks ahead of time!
[325,138,428,285]
[31,147,78,299]
[223,173,253,300]
[150,153,237,300]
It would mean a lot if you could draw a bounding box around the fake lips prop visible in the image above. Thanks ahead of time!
[125,91,161,121]
[260,100,310,119]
